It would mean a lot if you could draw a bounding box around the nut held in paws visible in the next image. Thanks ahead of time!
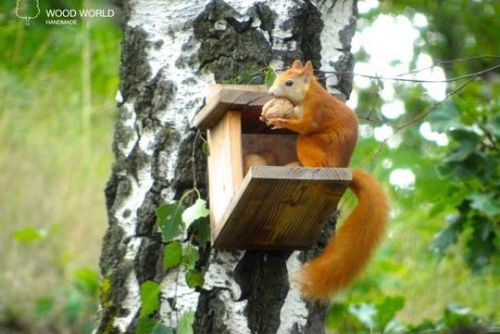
[261,98,295,121]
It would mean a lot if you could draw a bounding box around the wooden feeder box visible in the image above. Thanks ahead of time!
[193,85,351,250]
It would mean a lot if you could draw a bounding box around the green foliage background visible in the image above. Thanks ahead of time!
[0,0,498,333]
[1,0,119,332]
[335,0,499,332]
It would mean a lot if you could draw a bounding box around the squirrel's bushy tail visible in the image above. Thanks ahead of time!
[300,169,389,301]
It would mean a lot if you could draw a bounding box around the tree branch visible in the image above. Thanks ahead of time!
[393,77,476,130]
[367,77,477,164]
[394,55,500,77]
[321,62,500,84]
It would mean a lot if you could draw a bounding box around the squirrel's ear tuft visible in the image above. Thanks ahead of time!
[303,61,314,74]
[292,60,303,69]
[302,61,314,82]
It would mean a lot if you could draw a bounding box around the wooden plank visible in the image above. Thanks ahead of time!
[206,84,222,101]
[193,84,271,129]
[212,166,352,250]
[207,111,243,238]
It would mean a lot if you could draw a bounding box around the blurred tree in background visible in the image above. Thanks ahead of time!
[0,0,498,333]
[1,0,120,333]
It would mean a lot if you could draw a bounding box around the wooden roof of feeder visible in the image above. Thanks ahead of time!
[193,84,271,130]
[193,84,352,250]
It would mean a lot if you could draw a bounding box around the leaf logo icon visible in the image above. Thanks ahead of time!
[16,0,41,25]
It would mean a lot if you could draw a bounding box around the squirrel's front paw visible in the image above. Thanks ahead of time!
[266,118,288,130]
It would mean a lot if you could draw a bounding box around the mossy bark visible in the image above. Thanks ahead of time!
[95,1,356,333]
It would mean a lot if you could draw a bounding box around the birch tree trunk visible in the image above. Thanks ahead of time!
[95,0,357,333]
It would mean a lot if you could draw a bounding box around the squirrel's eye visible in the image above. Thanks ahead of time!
[285,80,294,87]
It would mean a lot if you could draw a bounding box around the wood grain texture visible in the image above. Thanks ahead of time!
[193,84,271,129]
[212,166,352,250]
[207,111,243,234]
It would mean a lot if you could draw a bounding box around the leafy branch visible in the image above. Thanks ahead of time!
[135,187,210,334]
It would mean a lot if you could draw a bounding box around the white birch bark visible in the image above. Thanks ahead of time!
[95,1,356,333]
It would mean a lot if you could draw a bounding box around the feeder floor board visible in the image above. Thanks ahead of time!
[212,166,352,250]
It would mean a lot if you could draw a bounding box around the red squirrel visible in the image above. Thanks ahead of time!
[265,60,389,301]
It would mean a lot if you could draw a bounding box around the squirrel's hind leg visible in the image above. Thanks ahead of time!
[297,135,348,168]
[297,136,331,167]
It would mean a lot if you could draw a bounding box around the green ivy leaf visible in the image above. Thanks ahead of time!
[176,311,195,334]
[264,66,276,88]
[140,281,160,317]
[136,317,156,334]
[13,227,47,243]
[191,217,211,245]
[182,244,200,269]
[136,318,174,334]
[202,142,210,156]
[375,296,405,331]
[163,241,182,270]
[182,199,209,227]
[156,203,184,242]
[185,269,204,288]
[152,323,174,334]
[238,71,254,84]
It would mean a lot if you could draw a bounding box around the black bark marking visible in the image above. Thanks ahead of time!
[249,3,276,43]
[331,0,358,98]
[296,214,337,334]
[193,0,273,83]
[234,251,291,334]
[119,26,151,100]
[96,258,135,333]
[193,290,231,334]
[281,0,324,68]
[99,223,126,274]
[99,13,182,333]
[134,67,177,124]
[135,236,163,283]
